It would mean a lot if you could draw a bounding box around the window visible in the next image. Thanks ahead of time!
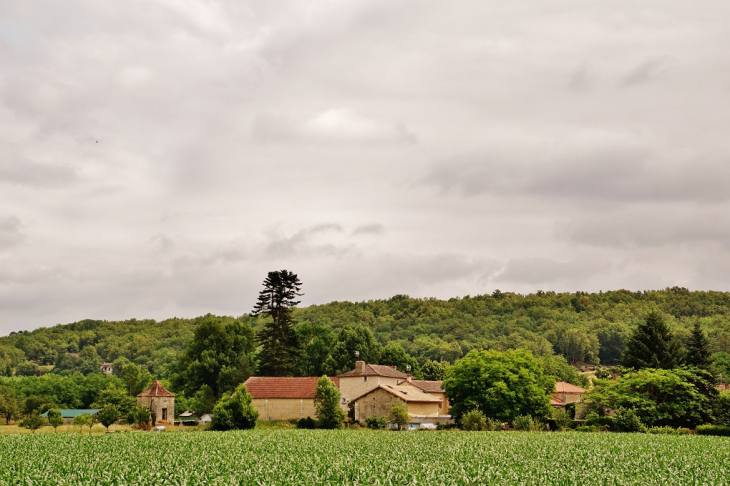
[162,408,168,421]
[364,376,367,381]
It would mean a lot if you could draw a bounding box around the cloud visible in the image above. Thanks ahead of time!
[0,216,24,248]
[352,223,385,236]
[0,156,77,186]
[252,108,416,145]
[568,62,595,91]
[492,257,604,287]
[621,57,669,87]
[265,223,353,258]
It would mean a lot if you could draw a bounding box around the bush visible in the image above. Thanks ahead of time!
[613,407,646,433]
[512,415,542,432]
[296,417,317,429]
[647,426,693,435]
[576,425,608,433]
[485,417,503,431]
[697,425,730,436]
[388,404,410,430]
[209,384,259,431]
[585,412,615,429]
[550,409,574,431]
[461,410,487,431]
[365,416,387,430]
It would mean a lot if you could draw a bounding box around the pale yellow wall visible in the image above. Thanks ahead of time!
[251,398,317,421]
[339,376,402,409]
[354,388,400,422]
[554,392,583,404]
[406,402,440,418]
[429,392,449,415]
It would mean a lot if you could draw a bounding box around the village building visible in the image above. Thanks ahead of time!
[400,379,450,415]
[244,376,339,421]
[199,414,212,424]
[42,409,100,425]
[351,383,443,427]
[550,381,586,410]
[100,362,113,375]
[137,380,175,424]
[337,361,409,410]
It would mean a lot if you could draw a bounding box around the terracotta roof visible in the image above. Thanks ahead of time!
[551,397,566,407]
[554,381,586,394]
[243,377,339,399]
[137,380,175,398]
[338,364,409,379]
[353,384,442,403]
[406,380,445,393]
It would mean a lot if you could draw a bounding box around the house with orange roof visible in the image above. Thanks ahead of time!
[337,361,410,410]
[550,381,586,410]
[399,379,450,415]
[243,376,339,421]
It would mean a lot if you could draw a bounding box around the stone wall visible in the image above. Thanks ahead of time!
[137,396,175,424]
[251,398,317,421]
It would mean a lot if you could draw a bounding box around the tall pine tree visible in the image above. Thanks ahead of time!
[622,311,682,370]
[685,322,711,369]
[253,270,302,376]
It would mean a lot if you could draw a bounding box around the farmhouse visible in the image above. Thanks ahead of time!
[244,376,339,421]
[550,381,586,409]
[351,383,443,425]
[41,409,100,425]
[401,379,449,415]
[337,361,409,410]
[137,380,175,424]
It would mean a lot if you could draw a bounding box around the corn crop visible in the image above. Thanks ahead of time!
[1,430,729,485]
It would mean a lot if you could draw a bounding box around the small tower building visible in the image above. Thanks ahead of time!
[137,380,175,424]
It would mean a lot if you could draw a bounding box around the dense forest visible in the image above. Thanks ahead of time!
[2,288,730,414]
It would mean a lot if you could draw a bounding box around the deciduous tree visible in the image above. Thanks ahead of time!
[20,413,46,433]
[98,405,120,432]
[444,349,554,423]
[313,376,344,429]
[46,408,64,432]
[209,383,258,431]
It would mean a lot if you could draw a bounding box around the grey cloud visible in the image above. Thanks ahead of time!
[421,148,730,203]
[265,223,353,258]
[493,257,603,287]
[352,223,385,236]
[0,217,24,248]
[568,62,595,91]
[621,57,668,87]
[0,156,77,186]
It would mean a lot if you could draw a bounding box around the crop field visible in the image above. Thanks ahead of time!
[1,430,729,485]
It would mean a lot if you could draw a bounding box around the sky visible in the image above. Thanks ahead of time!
[2,1,730,333]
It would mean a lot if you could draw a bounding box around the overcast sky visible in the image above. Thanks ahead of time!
[2,1,730,333]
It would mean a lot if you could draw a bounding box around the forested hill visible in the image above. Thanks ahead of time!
[3,288,730,381]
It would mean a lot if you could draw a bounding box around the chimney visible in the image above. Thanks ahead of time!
[355,360,365,374]
[406,375,412,383]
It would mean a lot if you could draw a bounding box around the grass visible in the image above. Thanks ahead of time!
[2,429,730,484]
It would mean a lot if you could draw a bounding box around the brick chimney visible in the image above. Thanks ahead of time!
[355,360,365,374]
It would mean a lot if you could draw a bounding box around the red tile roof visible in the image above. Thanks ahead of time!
[243,377,339,399]
[407,380,445,393]
[554,381,586,394]
[137,380,175,398]
[338,364,409,379]
[551,396,566,407]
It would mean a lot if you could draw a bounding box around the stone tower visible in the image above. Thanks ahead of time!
[137,380,175,424]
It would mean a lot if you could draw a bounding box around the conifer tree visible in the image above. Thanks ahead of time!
[253,270,302,376]
[622,311,682,370]
[685,322,711,369]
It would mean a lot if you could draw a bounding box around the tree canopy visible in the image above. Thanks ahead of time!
[209,383,259,431]
[443,349,554,423]
[313,376,344,429]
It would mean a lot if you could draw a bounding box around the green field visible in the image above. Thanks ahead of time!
[1,430,729,485]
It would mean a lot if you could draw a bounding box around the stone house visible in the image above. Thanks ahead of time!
[550,381,586,410]
[400,379,450,415]
[100,362,113,375]
[351,383,443,425]
[137,380,175,424]
[244,376,339,421]
[337,361,409,411]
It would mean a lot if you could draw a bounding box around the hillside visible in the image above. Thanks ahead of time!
[2,288,730,383]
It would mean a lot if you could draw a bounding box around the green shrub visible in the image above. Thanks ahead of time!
[647,426,675,434]
[585,412,615,429]
[296,417,317,429]
[461,410,487,431]
[485,417,503,431]
[551,409,574,431]
[613,407,646,433]
[575,425,607,433]
[365,416,387,430]
[697,425,730,436]
[512,415,542,432]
